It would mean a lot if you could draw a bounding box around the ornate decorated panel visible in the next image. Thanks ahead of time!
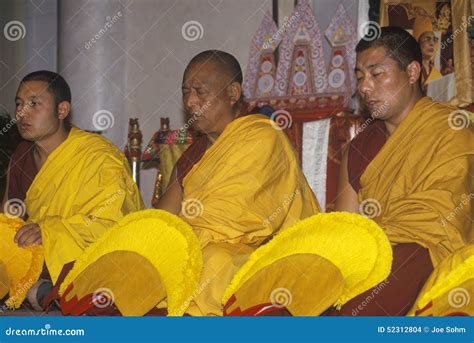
[273,0,327,97]
[242,1,363,210]
[324,3,357,92]
[242,10,280,100]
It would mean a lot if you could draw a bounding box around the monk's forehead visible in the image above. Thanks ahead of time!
[16,80,51,98]
[183,60,229,86]
[356,46,395,69]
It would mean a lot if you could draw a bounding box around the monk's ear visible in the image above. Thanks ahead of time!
[57,101,71,120]
[226,82,242,106]
[406,61,421,85]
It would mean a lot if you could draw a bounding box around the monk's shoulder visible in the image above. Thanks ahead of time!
[417,101,474,154]
[238,114,285,142]
[424,101,473,141]
[73,128,127,163]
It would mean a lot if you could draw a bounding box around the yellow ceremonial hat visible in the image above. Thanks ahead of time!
[222,212,393,316]
[58,209,203,316]
[409,244,474,316]
[413,15,434,41]
[0,214,44,309]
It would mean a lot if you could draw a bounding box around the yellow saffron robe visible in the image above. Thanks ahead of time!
[180,114,320,315]
[359,97,474,267]
[25,127,144,283]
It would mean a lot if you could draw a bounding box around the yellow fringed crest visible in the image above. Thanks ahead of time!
[222,212,392,308]
[0,214,44,309]
[0,261,10,299]
[59,209,203,316]
[415,244,474,311]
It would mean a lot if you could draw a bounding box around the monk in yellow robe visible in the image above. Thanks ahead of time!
[157,50,320,315]
[1,71,144,289]
[334,26,473,315]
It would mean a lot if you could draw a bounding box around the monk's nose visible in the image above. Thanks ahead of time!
[16,106,26,120]
[357,77,372,98]
[184,90,199,109]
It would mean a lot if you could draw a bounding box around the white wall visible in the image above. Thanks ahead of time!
[123,0,272,206]
[0,0,57,118]
[8,0,271,207]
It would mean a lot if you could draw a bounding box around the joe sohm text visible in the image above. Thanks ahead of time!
[377,326,466,334]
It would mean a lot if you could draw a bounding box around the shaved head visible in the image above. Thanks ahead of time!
[184,50,243,87]
[182,50,244,135]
